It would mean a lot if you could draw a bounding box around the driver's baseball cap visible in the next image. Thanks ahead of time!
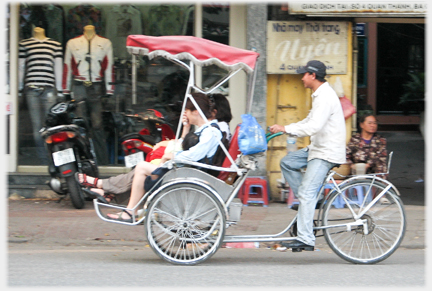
[296,60,326,77]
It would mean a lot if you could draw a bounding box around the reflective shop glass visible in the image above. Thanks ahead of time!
[16,3,230,166]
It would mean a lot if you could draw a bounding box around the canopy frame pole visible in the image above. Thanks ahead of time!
[131,54,137,104]
[204,68,243,95]
[246,61,259,114]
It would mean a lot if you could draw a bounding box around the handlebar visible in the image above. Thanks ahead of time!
[266,131,283,143]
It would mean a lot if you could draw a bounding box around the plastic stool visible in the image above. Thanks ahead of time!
[286,188,299,208]
[346,185,371,205]
[240,177,269,207]
[323,183,368,208]
[277,177,298,207]
[323,181,344,208]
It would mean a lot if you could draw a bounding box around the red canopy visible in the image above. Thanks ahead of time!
[126,35,259,74]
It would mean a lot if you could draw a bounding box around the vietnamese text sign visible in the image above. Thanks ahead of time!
[267,21,348,74]
[289,2,427,15]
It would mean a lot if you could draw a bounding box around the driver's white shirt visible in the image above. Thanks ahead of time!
[284,82,346,164]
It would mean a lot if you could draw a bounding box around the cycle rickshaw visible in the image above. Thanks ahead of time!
[93,35,406,265]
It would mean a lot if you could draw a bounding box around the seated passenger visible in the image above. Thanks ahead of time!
[346,114,388,179]
[78,93,222,222]
[77,92,233,202]
[210,93,233,141]
[76,127,198,203]
[147,92,232,163]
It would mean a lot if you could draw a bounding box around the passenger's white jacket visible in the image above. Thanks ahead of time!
[284,82,346,164]
[62,34,115,95]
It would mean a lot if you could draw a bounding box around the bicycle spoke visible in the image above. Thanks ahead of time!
[146,183,225,265]
[322,179,405,264]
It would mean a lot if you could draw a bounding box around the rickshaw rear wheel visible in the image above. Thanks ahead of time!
[322,179,406,264]
[145,182,226,265]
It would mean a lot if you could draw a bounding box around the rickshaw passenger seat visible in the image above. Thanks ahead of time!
[217,125,241,182]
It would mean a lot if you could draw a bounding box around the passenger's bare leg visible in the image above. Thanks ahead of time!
[127,161,157,209]
[107,161,157,219]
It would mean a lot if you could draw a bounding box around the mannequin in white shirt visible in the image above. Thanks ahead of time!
[62,25,115,164]
[83,25,96,40]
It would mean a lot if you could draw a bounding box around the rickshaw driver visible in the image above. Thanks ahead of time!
[269,60,346,251]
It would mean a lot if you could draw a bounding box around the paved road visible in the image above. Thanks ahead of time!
[7,198,426,249]
[8,243,425,287]
[6,130,427,288]
[7,198,426,288]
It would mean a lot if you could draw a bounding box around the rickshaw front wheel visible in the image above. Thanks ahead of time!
[145,182,226,265]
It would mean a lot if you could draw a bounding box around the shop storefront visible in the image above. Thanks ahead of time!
[265,2,426,195]
[6,2,426,199]
[6,3,250,175]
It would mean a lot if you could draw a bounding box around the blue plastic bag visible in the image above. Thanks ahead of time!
[238,114,267,155]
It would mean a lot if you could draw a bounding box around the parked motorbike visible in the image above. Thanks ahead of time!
[40,100,99,209]
[119,109,175,168]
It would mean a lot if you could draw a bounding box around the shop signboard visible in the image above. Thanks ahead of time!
[267,21,348,74]
[288,2,427,16]
[356,23,365,36]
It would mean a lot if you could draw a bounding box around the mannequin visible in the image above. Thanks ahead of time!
[83,25,96,40]
[62,25,115,165]
[19,26,63,164]
[33,27,47,40]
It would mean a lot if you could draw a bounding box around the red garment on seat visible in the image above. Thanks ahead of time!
[145,146,166,162]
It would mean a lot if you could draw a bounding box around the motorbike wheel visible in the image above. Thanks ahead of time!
[66,175,86,209]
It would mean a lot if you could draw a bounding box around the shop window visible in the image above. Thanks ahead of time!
[202,4,229,44]
[184,4,230,93]
[16,3,233,166]
[16,3,196,166]
[376,23,425,115]
[202,5,230,93]
[357,37,367,88]
[408,44,424,72]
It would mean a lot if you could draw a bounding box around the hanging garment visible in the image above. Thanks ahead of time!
[105,5,142,59]
[18,37,63,91]
[65,5,103,42]
[62,34,115,95]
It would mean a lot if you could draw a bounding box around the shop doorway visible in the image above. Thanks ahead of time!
[376,23,425,115]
